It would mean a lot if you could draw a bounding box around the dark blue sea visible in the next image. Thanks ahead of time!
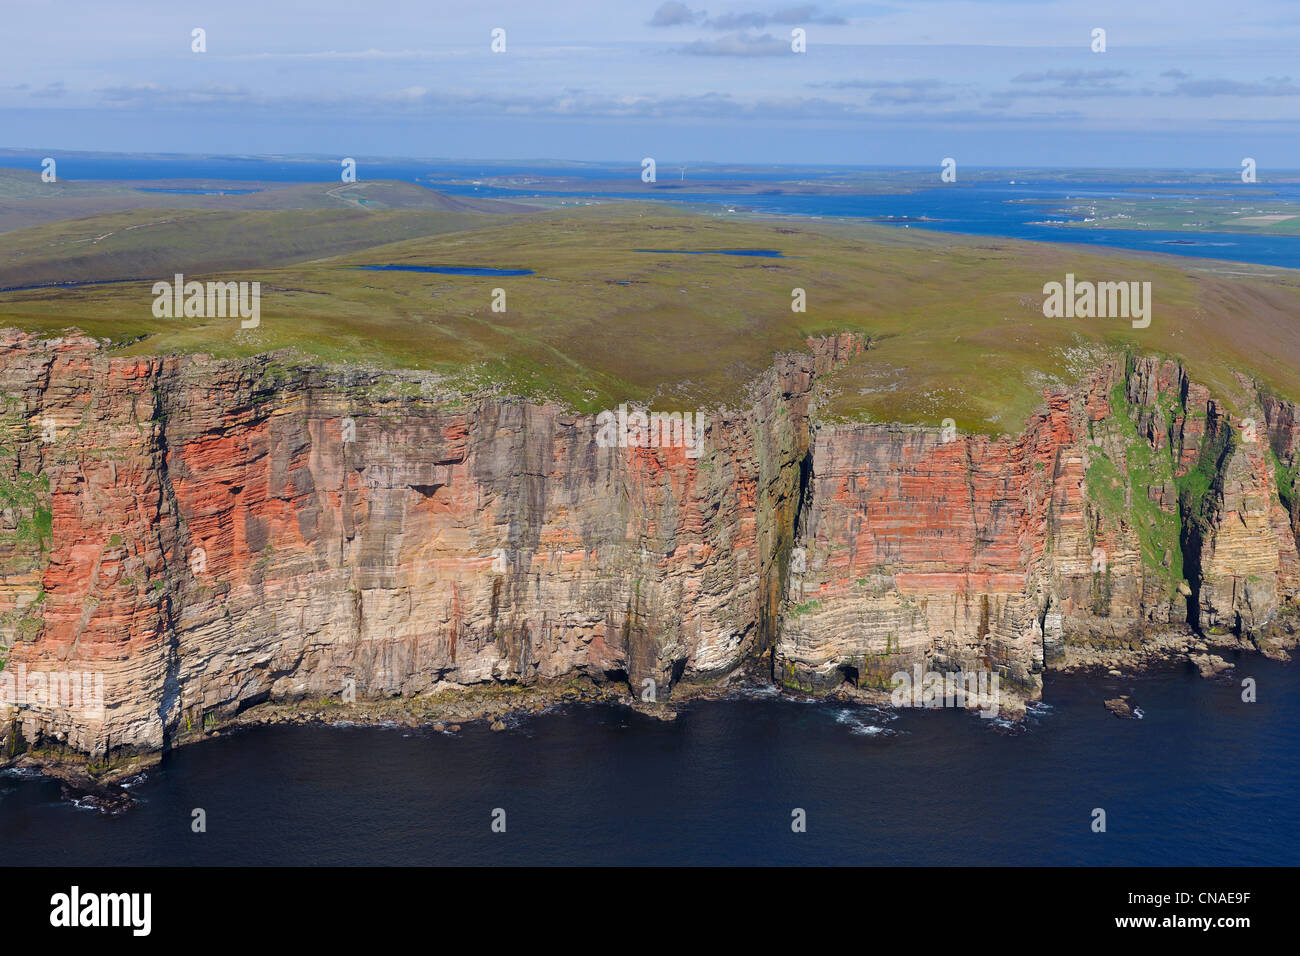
[2,659,1296,866]
[5,153,1300,269]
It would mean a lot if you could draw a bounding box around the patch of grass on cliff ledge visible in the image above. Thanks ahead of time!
[2,204,1299,434]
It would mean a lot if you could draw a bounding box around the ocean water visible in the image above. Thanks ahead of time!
[2,659,1296,866]
[6,154,1298,269]
[522,181,1300,270]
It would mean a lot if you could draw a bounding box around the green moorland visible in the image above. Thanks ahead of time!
[0,207,511,290]
[0,168,533,233]
[1,203,1298,434]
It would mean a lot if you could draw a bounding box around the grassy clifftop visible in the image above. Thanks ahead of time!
[2,204,1298,432]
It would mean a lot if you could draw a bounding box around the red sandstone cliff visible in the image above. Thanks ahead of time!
[1,332,1296,779]
[779,354,1300,697]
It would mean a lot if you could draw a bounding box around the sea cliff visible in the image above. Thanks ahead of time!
[1,330,1296,784]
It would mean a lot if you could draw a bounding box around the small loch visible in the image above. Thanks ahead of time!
[354,265,535,276]
[634,248,786,257]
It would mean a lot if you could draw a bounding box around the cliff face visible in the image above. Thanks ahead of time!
[1,332,1297,776]
[778,355,1300,694]
[0,332,845,767]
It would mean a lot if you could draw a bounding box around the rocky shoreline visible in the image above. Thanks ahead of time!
[1051,624,1295,673]
[9,624,1292,810]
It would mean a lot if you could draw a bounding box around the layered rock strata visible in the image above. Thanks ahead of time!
[779,354,1300,693]
[0,333,1296,780]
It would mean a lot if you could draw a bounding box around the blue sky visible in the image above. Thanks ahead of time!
[2,0,1297,167]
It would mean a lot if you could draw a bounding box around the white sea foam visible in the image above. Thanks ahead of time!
[833,706,897,737]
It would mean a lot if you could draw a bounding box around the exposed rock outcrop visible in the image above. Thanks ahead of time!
[1104,696,1142,719]
[777,354,1300,700]
[0,331,1296,782]
[1189,652,1233,679]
